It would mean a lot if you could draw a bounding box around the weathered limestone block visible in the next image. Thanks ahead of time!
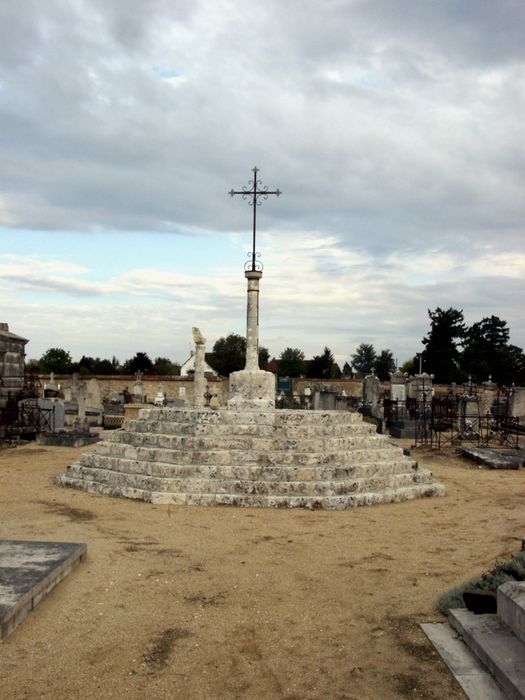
[228,369,275,411]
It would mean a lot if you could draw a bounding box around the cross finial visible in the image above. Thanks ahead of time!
[229,167,281,272]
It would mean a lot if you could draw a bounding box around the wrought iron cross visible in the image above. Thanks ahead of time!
[229,166,281,271]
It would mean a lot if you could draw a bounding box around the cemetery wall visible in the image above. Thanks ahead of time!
[46,375,229,406]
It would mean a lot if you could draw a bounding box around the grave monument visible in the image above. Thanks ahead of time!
[58,168,444,508]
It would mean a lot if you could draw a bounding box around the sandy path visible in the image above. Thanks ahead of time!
[1,442,524,699]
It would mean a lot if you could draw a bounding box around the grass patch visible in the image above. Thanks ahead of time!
[437,550,525,615]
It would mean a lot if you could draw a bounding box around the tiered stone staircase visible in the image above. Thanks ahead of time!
[58,408,444,508]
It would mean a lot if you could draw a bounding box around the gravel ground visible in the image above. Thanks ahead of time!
[1,441,524,699]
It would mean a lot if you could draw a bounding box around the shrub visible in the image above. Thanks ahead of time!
[437,551,525,616]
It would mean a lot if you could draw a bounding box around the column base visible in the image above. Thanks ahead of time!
[228,369,275,411]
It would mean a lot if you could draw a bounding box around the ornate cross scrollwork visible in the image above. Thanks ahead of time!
[229,167,281,271]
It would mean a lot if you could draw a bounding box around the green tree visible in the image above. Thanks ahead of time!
[307,347,335,378]
[461,316,524,384]
[39,348,73,374]
[93,358,117,375]
[351,343,377,375]
[278,347,305,377]
[374,349,396,381]
[421,307,466,383]
[122,352,154,375]
[210,334,269,375]
[153,357,181,376]
[501,345,525,385]
[75,356,117,375]
[211,334,246,376]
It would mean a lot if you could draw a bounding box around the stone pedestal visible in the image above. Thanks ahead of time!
[228,369,275,411]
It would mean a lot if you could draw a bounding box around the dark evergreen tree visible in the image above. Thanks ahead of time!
[122,352,154,375]
[342,361,353,377]
[307,347,335,378]
[374,349,396,381]
[330,362,342,378]
[351,343,377,375]
[462,316,524,384]
[421,307,466,383]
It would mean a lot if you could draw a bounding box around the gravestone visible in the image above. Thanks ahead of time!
[76,384,86,428]
[390,369,407,402]
[154,386,165,406]
[407,373,433,402]
[85,378,102,411]
[457,396,480,436]
[510,387,525,419]
[314,389,336,410]
[303,386,312,409]
[133,374,145,403]
[43,373,60,398]
[362,374,381,419]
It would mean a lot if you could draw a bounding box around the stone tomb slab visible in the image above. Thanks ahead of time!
[0,540,86,641]
[460,447,525,470]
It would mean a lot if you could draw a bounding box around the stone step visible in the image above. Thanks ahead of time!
[498,581,525,645]
[79,453,419,481]
[449,608,525,700]
[57,475,444,509]
[110,431,390,452]
[136,408,365,426]
[93,441,405,467]
[66,458,431,493]
[126,419,377,438]
[65,463,434,497]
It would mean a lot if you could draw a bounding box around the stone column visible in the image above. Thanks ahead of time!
[192,327,206,408]
[245,270,262,370]
[228,270,275,411]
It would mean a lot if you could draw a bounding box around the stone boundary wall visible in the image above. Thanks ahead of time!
[45,375,229,406]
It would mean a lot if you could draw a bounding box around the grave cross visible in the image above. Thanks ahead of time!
[229,166,281,271]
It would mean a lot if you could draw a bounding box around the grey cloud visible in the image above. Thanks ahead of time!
[0,1,523,258]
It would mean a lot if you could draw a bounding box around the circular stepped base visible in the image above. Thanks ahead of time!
[57,408,445,509]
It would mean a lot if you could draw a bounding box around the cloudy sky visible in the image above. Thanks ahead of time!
[1,1,524,368]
